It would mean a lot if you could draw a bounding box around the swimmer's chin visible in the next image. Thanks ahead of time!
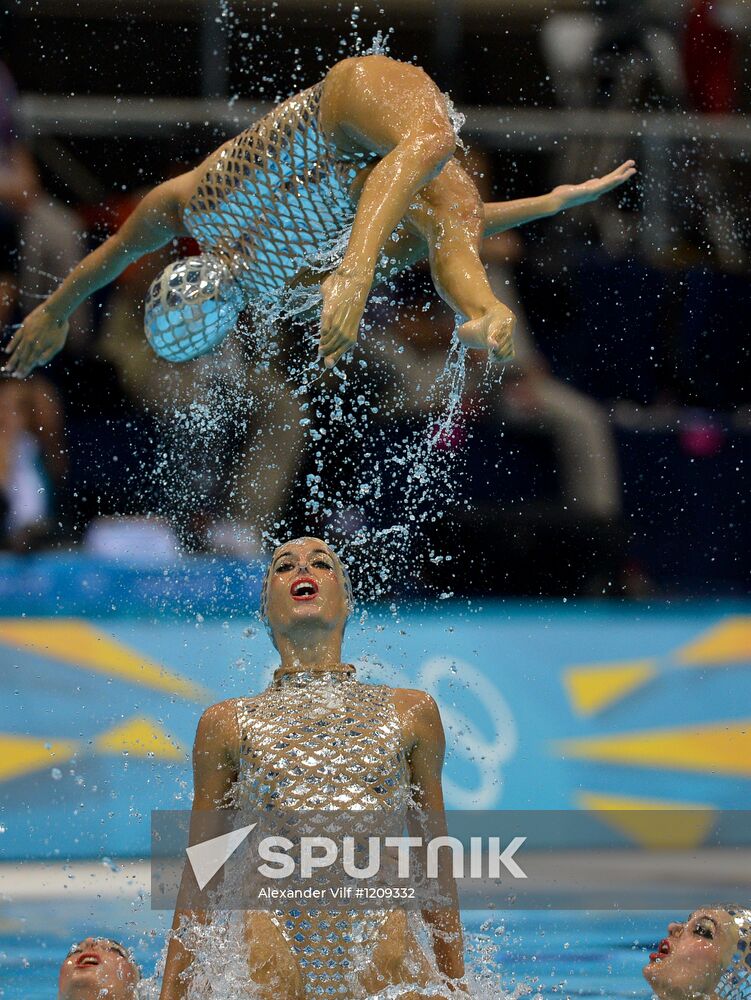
[284,596,326,618]
[289,600,326,618]
[642,956,670,986]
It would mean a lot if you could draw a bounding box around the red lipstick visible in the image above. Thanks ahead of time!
[290,577,319,601]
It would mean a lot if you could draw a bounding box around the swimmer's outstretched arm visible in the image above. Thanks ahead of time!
[367,159,637,284]
[159,702,238,1000]
[407,692,469,993]
[3,174,194,379]
[482,159,637,236]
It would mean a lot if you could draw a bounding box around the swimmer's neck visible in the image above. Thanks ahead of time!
[273,626,345,675]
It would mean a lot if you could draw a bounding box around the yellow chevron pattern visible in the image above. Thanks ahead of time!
[0,718,185,781]
[0,734,81,781]
[94,717,184,760]
[576,791,715,848]
[564,617,751,716]
[0,617,207,784]
[563,660,656,716]
[0,618,209,702]
[559,720,751,776]
[674,617,751,665]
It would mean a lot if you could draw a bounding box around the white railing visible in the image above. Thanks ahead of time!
[19,95,750,255]
[20,94,751,148]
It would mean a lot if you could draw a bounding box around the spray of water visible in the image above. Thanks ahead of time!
[47,10,517,996]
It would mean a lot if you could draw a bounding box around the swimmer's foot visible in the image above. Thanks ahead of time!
[457,304,516,364]
[318,264,373,369]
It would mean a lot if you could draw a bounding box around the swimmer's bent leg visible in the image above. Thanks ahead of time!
[318,58,457,367]
[356,909,455,998]
[405,159,516,364]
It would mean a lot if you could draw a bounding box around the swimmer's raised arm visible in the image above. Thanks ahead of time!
[482,159,637,236]
[159,700,239,1000]
[3,172,195,379]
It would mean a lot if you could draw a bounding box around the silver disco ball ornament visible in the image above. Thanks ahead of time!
[144,255,243,362]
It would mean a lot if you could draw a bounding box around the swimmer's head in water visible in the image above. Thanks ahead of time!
[260,537,353,651]
[144,255,242,362]
[58,936,140,1000]
[643,907,750,1000]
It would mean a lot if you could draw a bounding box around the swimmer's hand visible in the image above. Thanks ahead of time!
[318,264,372,369]
[3,304,69,378]
[552,159,637,210]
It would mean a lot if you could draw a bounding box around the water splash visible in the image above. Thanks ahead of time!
[364,28,394,57]
[136,881,517,999]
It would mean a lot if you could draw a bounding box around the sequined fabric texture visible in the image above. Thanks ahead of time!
[718,908,751,1000]
[143,254,243,362]
[233,666,410,996]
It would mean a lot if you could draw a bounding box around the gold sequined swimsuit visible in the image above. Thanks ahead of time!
[182,82,376,307]
[233,665,411,997]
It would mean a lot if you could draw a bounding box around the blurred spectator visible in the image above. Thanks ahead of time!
[683,0,749,113]
[471,146,623,520]
[223,330,307,553]
[0,373,66,551]
[482,231,622,520]
[680,0,750,268]
[18,192,92,353]
[541,1,683,255]
[0,57,32,348]
[541,0,749,267]
[0,55,91,352]
[0,58,37,218]
[367,257,621,523]
[589,0,685,111]
[0,61,68,551]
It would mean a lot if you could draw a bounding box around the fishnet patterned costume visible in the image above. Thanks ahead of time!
[185,82,371,298]
[719,908,751,1000]
[233,665,411,997]
[144,83,375,362]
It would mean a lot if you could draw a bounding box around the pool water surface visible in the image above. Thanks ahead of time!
[0,897,667,998]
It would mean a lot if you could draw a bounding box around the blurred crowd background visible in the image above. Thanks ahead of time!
[0,0,748,598]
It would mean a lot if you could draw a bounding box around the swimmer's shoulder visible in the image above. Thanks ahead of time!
[390,686,441,719]
[350,679,435,714]
[388,687,444,746]
[194,696,261,754]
